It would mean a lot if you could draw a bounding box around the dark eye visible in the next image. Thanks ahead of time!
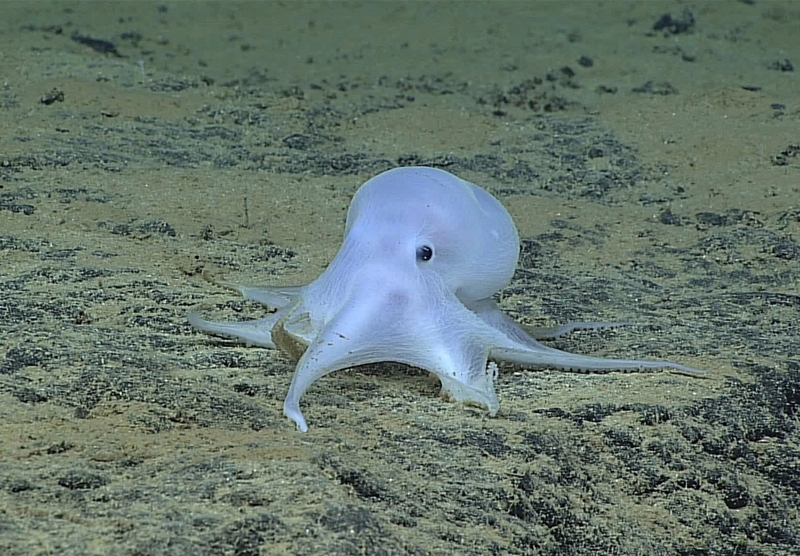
[416,245,433,262]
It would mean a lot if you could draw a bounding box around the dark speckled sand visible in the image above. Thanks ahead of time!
[1,2,799,554]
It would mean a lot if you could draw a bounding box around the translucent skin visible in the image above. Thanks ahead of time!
[190,167,706,432]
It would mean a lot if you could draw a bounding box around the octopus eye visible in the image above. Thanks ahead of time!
[416,245,433,262]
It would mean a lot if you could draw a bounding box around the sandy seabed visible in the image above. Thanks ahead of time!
[1,2,799,555]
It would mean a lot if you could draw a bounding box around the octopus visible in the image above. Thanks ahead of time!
[190,166,706,431]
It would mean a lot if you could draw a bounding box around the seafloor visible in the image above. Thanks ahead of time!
[1,2,798,555]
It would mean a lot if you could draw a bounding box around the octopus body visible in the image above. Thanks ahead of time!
[190,167,705,432]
